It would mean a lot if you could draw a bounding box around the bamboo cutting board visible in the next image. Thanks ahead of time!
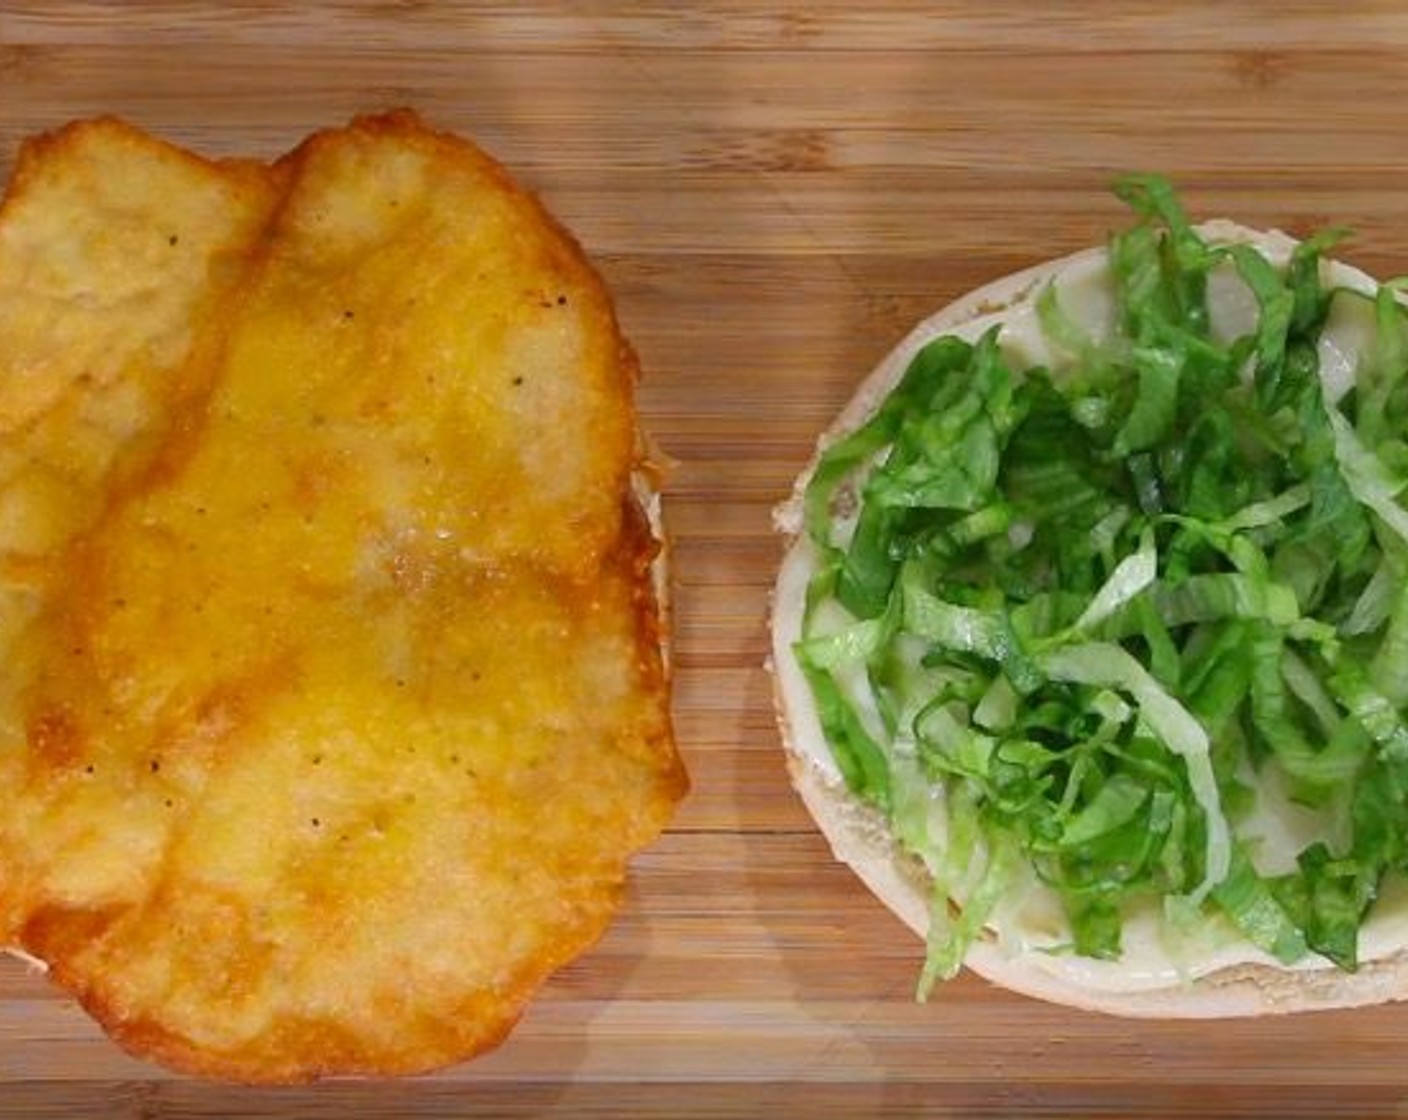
[7,3,1408,1116]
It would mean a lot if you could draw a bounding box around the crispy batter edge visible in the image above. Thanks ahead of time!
[0,116,270,225]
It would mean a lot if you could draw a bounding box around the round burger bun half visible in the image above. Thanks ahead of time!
[771,220,1408,1017]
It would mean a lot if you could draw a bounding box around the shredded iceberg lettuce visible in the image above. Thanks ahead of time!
[797,175,1408,983]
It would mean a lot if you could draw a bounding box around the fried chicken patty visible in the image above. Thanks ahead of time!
[0,113,685,1082]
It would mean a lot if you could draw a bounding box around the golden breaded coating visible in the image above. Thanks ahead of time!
[0,112,685,1082]
[0,118,279,720]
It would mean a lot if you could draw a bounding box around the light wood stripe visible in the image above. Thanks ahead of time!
[4,2,1408,55]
